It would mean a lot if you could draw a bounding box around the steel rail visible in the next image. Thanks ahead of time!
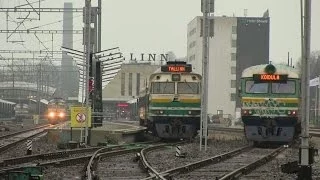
[141,145,252,180]
[86,141,161,180]
[209,126,320,137]
[0,141,157,168]
[140,144,169,180]
[0,147,142,175]
[0,125,52,153]
[0,124,50,140]
[218,145,286,180]
[140,142,189,180]
[0,146,102,167]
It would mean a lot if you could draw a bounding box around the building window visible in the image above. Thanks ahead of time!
[189,54,196,62]
[200,18,203,37]
[121,73,125,96]
[189,41,196,49]
[230,93,236,101]
[128,73,132,96]
[231,53,236,61]
[231,80,236,88]
[136,73,140,96]
[232,26,237,34]
[209,19,214,37]
[231,39,237,47]
[231,66,236,74]
[189,28,196,37]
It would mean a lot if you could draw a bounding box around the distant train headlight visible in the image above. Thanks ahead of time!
[49,112,55,118]
[188,111,192,115]
[159,110,164,114]
[59,112,65,118]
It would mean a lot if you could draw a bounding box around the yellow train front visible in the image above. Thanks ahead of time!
[139,61,202,139]
[46,98,68,124]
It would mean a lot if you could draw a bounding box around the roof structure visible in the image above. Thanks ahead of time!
[0,81,56,96]
[241,64,300,78]
[0,99,16,105]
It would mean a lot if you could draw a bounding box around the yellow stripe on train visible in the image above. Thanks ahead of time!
[241,97,299,103]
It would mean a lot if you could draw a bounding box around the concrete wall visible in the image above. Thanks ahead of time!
[102,63,160,101]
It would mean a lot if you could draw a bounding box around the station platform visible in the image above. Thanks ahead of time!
[46,121,147,146]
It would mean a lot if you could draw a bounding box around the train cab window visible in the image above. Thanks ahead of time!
[177,82,200,94]
[152,82,175,94]
[272,81,295,94]
[245,80,268,93]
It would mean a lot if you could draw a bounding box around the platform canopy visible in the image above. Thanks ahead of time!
[0,81,56,96]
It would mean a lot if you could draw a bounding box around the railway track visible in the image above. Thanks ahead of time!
[140,144,289,180]
[0,143,153,178]
[88,145,149,179]
[0,124,51,153]
[87,141,186,180]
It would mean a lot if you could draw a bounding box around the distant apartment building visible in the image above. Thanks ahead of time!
[187,15,270,118]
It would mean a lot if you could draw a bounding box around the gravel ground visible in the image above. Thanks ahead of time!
[0,119,47,136]
[43,165,84,180]
[96,153,148,179]
[240,146,299,180]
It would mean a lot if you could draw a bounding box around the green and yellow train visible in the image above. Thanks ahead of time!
[239,64,301,143]
[138,61,201,139]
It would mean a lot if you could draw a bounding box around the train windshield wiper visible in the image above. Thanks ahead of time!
[162,81,169,94]
[184,80,196,93]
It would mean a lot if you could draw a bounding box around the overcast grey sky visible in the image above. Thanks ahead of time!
[0,0,319,65]
[99,0,319,64]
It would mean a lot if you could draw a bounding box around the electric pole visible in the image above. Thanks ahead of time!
[299,0,312,179]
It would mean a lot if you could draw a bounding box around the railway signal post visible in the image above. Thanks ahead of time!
[299,0,312,179]
[84,0,92,145]
[200,0,214,151]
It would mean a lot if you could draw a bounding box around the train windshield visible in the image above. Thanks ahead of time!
[271,81,295,94]
[245,81,268,93]
[177,82,200,94]
[152,82,175,94]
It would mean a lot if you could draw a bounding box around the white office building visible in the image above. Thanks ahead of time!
[187,15,270,118]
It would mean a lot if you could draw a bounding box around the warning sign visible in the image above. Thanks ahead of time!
[70,106,92,128]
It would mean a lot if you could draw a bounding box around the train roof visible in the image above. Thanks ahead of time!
[241,64,300,78]
[0,99,16,105]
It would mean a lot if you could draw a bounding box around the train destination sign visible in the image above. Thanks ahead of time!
[253,74,288,83]
[161,65,192,72]
[169,66,185,72]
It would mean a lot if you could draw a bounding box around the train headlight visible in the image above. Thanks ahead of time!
[248,110,253,115]
[159,110,164,114]
[188,111,192,115]
[59,112,65,118]
[287,110,297,116]
[49,112,55,117]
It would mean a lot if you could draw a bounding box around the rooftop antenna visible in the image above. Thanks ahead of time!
[244,9,248,17]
